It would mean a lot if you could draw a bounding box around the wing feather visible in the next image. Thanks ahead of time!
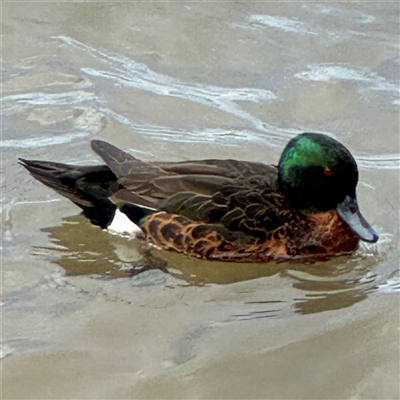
[90,140,292,238]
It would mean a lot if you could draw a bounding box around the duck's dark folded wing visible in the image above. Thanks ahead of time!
[91,139,277,194]
[90,140,290,237]
[119,171,288,239]
[116,167,285,233]
[91,139,275,178]
[155,159,276,180]
[90,141,236,209]
[153,168,295,239]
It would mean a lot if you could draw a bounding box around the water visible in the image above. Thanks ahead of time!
[2,3,399,399]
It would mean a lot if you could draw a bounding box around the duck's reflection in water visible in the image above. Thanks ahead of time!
[37,215,380,315]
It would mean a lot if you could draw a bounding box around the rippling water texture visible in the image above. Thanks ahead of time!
[2,3,399,399]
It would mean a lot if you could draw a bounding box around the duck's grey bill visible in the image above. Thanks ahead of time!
[337,196,379,243]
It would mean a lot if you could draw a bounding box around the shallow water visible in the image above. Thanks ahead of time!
[2,3,399,399]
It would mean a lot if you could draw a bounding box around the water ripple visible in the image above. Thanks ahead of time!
[357,155,400,170]
[303,4,376,24]
[3,36,399,170]
[2,90,98,109]
[296,64,399,105]
[2,133,91,149]
[56,36,281,136]
[102,108,400,170]
[247,15,317,36]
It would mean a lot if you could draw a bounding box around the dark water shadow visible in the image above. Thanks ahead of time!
[36,215,381,314]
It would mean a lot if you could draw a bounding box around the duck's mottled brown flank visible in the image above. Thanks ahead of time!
[143,210,359,261]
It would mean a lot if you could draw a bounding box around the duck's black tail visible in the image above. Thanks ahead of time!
[19,159,120,228]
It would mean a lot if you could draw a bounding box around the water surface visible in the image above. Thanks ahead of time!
[2,2,399,399]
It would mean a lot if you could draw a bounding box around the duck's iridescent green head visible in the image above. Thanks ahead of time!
[278,133,378,243]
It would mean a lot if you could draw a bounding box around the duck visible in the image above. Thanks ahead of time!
[19,133,379,262]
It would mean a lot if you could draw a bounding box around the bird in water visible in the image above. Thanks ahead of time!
[19,133,378,262]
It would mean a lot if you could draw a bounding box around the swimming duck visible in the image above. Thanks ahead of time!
[19,133,378,262]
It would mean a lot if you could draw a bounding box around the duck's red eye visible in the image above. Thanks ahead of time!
[324,167,333,176]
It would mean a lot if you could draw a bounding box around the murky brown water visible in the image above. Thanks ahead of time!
[2,2,399,399]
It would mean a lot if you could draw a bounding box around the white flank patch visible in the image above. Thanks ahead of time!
[107,209,143,239]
